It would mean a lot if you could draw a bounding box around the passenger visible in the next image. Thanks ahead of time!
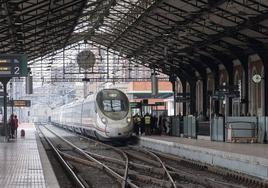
[157,114,163,135]
[151,115,157,134]
[165,116,171,135]
[133,113,141,136]
[162,112,167,135]
[8,114,16,139]
[14,115,19,138]
[144,113,152,135]
[140,115,145,135]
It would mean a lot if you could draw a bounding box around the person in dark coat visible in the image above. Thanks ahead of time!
[133,113,142,136]
[151,115,157,134]
[8,114,16,138]
[14,115,19,138]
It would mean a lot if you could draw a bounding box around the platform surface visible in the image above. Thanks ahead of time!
[139,136,268,180]
[143,136,268,158]
[0,123,59,188]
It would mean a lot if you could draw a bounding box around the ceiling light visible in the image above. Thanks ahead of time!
[0,6,6,16]
[14,17,23,26]
[16,27,23,34]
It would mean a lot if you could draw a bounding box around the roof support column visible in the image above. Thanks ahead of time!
[190,82,196,115]
[264,63,268,116]
[240,57,249,116]
[214,55,234,116]
[214,67,220,115]
[202,75,208,118]
[259,53,268,116]
[228,64,234,116]
[181,79,187,116]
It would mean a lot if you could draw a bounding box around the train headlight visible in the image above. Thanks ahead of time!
[101,117,107,124]
[126,117,131,124]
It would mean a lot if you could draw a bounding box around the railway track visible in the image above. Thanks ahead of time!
[37,124,138,188]
[37,123,268,188]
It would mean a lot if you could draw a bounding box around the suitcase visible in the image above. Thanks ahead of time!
[21,129,25,137]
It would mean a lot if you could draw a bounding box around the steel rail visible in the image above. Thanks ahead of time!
[37,125,86,188]
[42,125,138,188]
[129,146,177,188]
[77,134,130,188]
[153,150,264,188]
[60,150,172,188]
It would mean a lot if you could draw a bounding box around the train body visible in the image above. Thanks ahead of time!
[51,89,133,141]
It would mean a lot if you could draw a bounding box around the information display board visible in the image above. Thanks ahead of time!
[155,102,165,106]
[130,102,141,108]
[0,54,28,77]
[8,100,31,107]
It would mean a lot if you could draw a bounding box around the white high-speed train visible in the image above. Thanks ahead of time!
[51,89,133,141]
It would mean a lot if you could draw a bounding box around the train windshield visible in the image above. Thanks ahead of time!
[97,89,129,120]
[103,100,126,112]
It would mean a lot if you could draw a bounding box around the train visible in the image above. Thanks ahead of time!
[51,89,133,141]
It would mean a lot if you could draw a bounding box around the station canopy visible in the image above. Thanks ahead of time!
[1,0,268,80]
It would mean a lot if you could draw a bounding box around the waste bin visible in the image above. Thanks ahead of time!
[211,117,224,141]
[183,115,197,139]
[171,116,181,136]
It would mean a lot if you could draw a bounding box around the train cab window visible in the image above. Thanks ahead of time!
[103,99,126,112]
[96,89,129,120]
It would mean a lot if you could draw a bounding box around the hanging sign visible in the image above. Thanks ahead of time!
[0,54,28,77]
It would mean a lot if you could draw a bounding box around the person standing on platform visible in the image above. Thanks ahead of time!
[144,112,152,135]
[133,113,141,136]
[157,114,163,135]
[8,114,16,139]
[140,115,145,135]
[162,112,168,135]
[151,115,157,134]
[14,115,19,138]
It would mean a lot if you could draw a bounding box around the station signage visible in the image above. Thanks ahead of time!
[130,102,141,108]
[8,100,31,107]
[155,102,165,106]
[0,54,28,77]
[176,96,191,102]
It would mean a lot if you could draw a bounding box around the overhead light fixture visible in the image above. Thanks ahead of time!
[14,17,23,26]
[15,41,23,46]
[16,38,24,43]
[0,5,6,16]
[16,27,23,34]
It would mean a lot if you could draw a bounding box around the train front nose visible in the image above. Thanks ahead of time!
[106,123,133,138]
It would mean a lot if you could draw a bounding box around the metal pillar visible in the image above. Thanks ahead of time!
[190,82,196,115]
[172,80,176,116]
[244,62,249,115]
[0,78,11,141]
[257,53,268,116]
[228,66,234,116]
[264,68,268,116]
[181,80,187,116]
[263,56,268,116]
[214,67,219,115]
[202,76,208,117]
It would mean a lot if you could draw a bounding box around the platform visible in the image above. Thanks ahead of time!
[0,123,60,188]
[139,136,268,180]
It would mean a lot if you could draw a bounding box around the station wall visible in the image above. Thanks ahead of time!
[179,53,266,117]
